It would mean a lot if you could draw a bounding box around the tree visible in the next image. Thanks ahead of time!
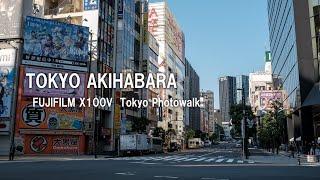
[209,133,219,142]
[131,117,150,133]
[152,127,166,140]
[185,129,195,141]
[229,104,255,138]
[257,101,286,154]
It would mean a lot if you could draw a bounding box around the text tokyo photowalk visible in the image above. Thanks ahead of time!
[31,97,203,108]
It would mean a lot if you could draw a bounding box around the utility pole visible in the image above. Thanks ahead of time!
[238,88,248,159]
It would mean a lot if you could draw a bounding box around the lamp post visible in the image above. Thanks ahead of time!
[237,88,248,159]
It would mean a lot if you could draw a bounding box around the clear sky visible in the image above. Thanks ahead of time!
[165,0,270,108]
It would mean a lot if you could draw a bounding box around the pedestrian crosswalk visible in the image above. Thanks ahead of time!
[109,155,255,164]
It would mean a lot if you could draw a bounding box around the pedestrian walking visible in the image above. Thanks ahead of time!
[289,144,295,158]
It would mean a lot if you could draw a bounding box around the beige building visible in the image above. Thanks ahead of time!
[148,1,185,144]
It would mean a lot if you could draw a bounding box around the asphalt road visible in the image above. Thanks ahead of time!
[0,143,319,180]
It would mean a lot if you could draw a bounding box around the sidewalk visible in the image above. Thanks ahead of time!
[249,149,320,166]
[0,154,114,162]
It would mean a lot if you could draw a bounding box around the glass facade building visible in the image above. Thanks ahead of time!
[219,76,236,122]
[236,75,249,105]
[268,0,319,145]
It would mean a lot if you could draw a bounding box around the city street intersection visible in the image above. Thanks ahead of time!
[1,143,319,180]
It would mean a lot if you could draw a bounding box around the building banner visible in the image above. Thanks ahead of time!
[259,91,283,111]
[22,66,86,98]
[23,135,84,154]
[22,16,89,71]
[0,48,16,118]
[17,99,84,130]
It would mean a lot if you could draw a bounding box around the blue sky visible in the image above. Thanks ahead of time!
[166,0,270,108]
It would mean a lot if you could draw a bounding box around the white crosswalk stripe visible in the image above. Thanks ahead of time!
[215,159,224,163]
[183,158,198,161]
[194,158,207,162]
[226,159,234,163]
[205,158,217,162]
[109,156,255,164]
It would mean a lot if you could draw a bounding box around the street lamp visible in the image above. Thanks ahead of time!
[237,88,249,159]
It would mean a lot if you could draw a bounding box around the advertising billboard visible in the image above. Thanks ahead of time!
[84,0,99,11]
[17,99,84,130]
[22,16,89,72]
[0,0,23,39]
[22,66,86,98]
[259,91,283,111]
[0,49,16,118]
[23,135,84,154]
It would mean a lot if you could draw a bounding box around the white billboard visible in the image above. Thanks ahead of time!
[0,48,16,118]
[0,0,23,39]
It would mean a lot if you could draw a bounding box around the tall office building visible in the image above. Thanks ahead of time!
[115,0,144,140]
[148,1,186,144]
[236,75,249,105]
[200,90,214,135]
[185,59,200,131]
[219,76,236,122]
[267,0,320,144]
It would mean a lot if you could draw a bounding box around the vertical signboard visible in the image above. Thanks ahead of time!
[0,49,16,118]
[84,0,99,11]
[0,0,23,39]
[22,16,89,71]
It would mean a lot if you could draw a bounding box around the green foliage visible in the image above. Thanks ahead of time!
[257,101,287,151]
[131,117,150,133]
[209,133,219,142]
[185,129,195,141]
[194,130,208,141]
[152,127,166,140]
[229,104,254,137]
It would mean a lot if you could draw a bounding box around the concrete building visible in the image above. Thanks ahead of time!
[222,122,231,139]
[148,1,185,144]
[267,0,320,145]
[185,59,200,131]
[0,0,37,156]
[115,0,144,140]
[219,76,236,122]
[249,51,285,116]
[142,32,160,133]
[26,0,117,153]
[200,90,214,135]
[236,75,249,105]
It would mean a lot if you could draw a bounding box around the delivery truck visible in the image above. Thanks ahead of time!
[120,134,149,155]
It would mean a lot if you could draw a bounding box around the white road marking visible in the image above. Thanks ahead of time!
[183,158,197,161]
[129,162,159,165]
[205,158,217,162]
[115,172,135,176]
[194,158,207,162]
[215,159,224,163]
[154,175,179,179]
[226,159,234,163]
[173,157,188,161]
